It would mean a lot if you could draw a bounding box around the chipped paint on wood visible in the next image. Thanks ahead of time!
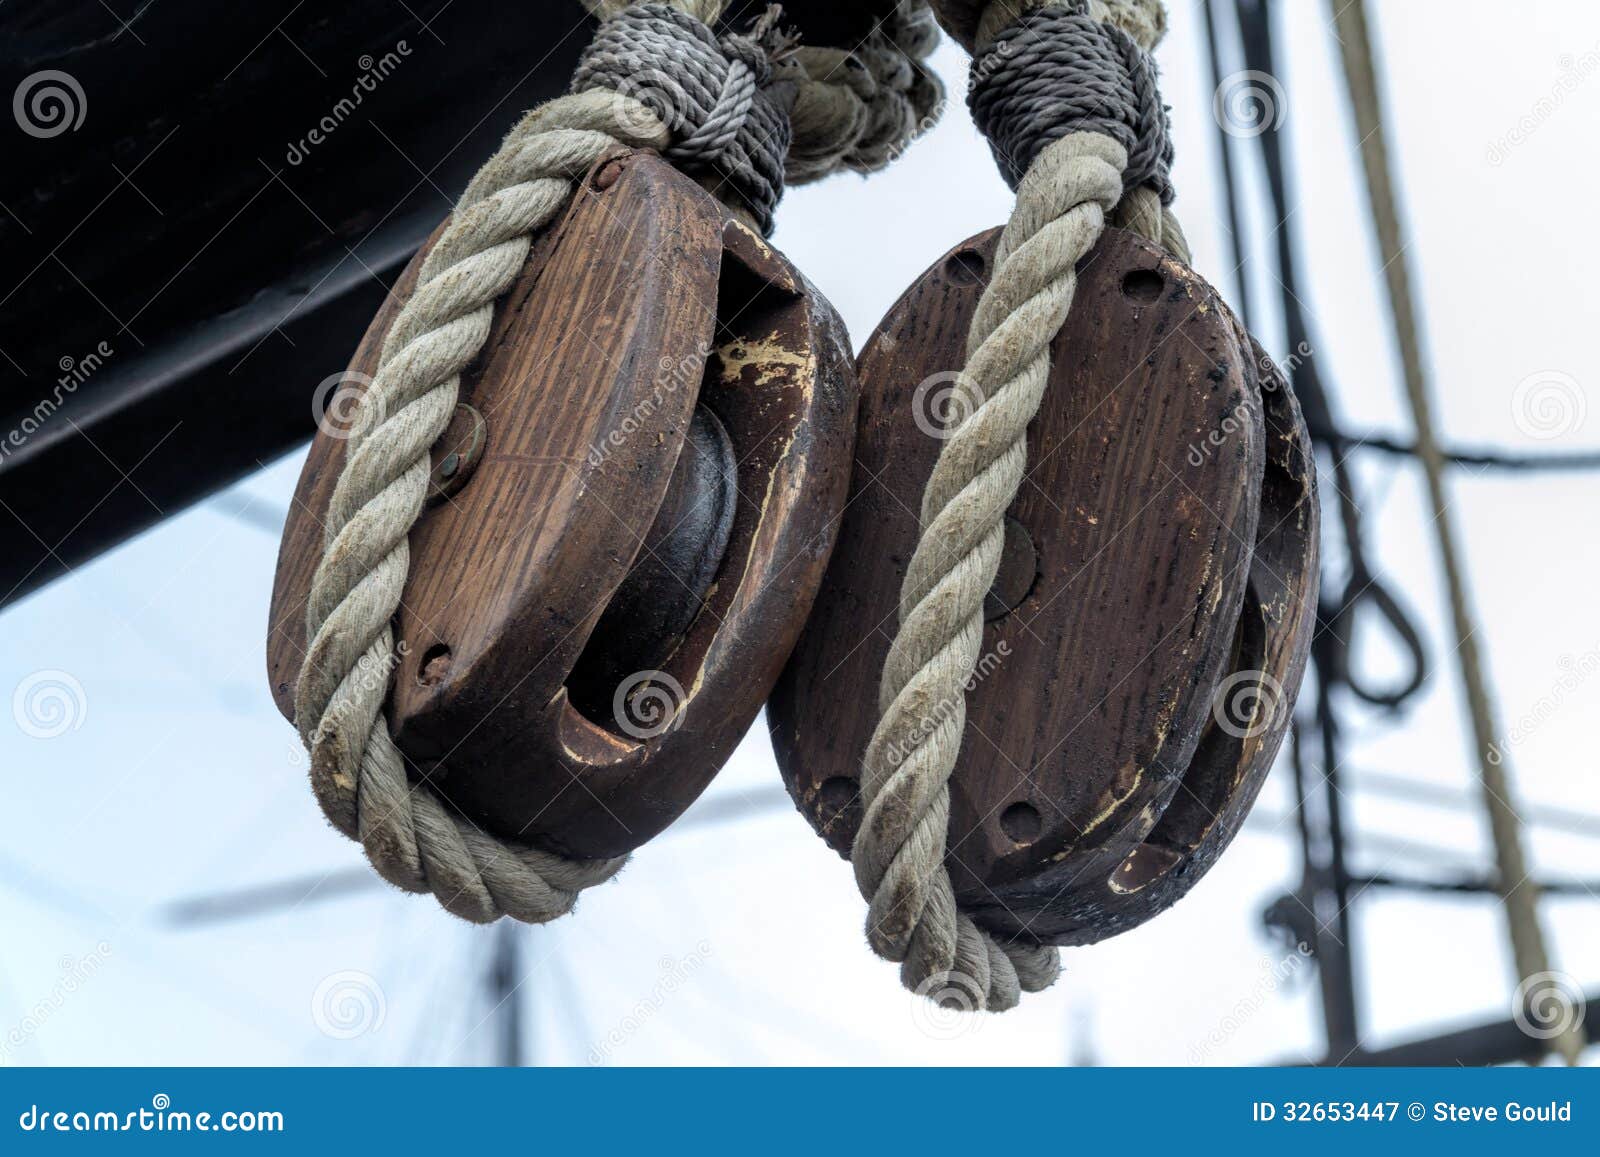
[718,330,815,389]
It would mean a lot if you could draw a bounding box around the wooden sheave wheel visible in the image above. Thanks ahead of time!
[268,150,858,860]
[770,225,1319,946]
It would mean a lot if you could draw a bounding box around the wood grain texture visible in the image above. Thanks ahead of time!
[769,226,1318,946]
[269,150,858,860]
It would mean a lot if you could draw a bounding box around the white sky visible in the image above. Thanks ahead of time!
[1,0,1597,1065]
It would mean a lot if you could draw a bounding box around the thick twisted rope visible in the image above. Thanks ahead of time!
[294,90,663,925]
[970,5,1171,196]
[853,0,1182,1010]
[786,1,945,182]
[574,2,791,230]
[294,0,938,927]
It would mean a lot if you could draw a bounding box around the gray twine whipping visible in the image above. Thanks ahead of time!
[573,2,791,233]
[968,1,1173,199]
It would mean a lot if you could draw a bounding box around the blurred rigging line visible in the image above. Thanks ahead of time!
[1213,0,1592,1066]
[160,782,1594,931]
[1351,872,1600,899]
[208,492,288,536]
[1297,990,1600,1068]
[1226,0,1382,1057]
[1315,426,1600,472]
[161,864,386,926]
[1247,806,1596,894]
[1346,768,1600,840]
[1200,0,1254,327]
[1327,0,1585,1065]
[160,785,799,926]
[0,848,130,926]
[487,922,524,1067]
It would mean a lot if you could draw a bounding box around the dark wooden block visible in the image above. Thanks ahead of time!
[769,226,1318,945]
[269,150,858,860]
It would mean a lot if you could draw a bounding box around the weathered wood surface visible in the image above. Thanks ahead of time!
[769,226,1318,945]
[269,150,858,860]
[924,0,991,50]
[1008,337,1319,943]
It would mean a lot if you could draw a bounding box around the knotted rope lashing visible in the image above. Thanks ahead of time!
[573,2,791,231]
[852,0,1185,1011]
[293,0,942,927]
[786,1,946,181]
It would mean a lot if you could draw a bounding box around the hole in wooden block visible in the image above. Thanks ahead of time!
[943,248,986,286]
[1121,268,1164,303]
[418,644,452,687]
[1000,800,1042,845]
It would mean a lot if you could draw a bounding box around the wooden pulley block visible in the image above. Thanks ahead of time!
[769,226,1319,946]
[268,149,857,860]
